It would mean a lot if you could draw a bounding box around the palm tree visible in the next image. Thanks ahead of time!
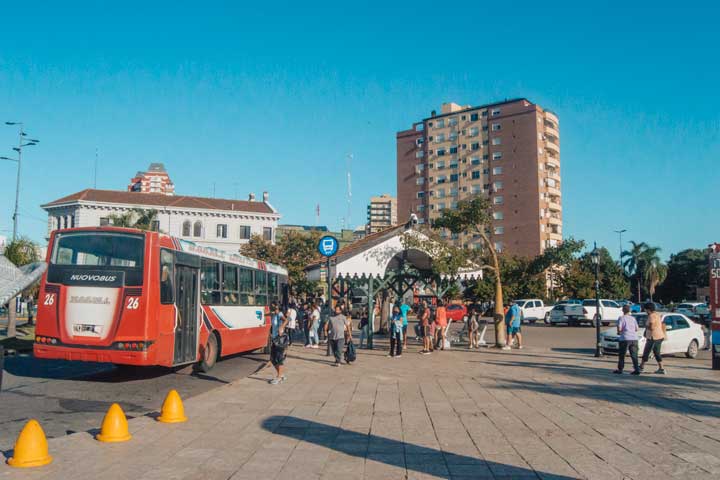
[622,241,648,303]
[640,246,665,301]
[3,237,40,338]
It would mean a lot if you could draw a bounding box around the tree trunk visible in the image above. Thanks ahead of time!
[637,275,641,303]
[6,296,18,339]
[480,231,505,347]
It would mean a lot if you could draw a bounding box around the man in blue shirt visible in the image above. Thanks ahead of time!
[504,302,522,350]
[614,305,640,375]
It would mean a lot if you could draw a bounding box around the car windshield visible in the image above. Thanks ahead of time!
[677,304,693,309]
[52,232,144,267]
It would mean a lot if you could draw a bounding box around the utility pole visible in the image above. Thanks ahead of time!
[94,148,98,188]
[2,122,39,240]
[614,229,627,265]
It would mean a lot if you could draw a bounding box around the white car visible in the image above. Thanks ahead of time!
[548,301,582,325]
[600,312,705,359]
[513,299,553,324]
[675,302,710,320]
[559,299,623,326]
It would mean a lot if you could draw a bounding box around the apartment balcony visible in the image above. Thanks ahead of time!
[546,169,560,179]
[548,232,563,241]
[544,125,559,139]
[546,186,561,196]
[545,158,559,169]
[545,140,560,154]
[547,200,562,212]
[545,110,559,125]
[547,215,562,225]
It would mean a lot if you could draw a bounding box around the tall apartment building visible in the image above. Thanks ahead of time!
[397,98,561,257]
[128,163,175,195]
[366,194,398,234]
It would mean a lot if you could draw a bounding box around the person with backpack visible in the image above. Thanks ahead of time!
[269,325,289,385]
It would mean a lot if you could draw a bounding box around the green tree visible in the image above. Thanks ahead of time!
[3,237,40,338]
[108,208,159,231]
[240,231,322,298]
[622,241,664,302]
[656,248,709,302]
[431,197,507,346]
[622,241,648,303]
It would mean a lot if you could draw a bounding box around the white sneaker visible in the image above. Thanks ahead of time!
[501,345,511,350]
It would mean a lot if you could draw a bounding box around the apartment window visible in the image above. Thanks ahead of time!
[239,225,251,239]
[450,188,458,197]
[471,171,480,180]
[471,157,480,165]
[491,123,501,131]
[437,202,446,211]
[450,174,459,182]
[491,108,501,116]
[99,217,110,227]
[482,139,489,146]
[482,125,489,131]
[436,189,446,198]
[470,113,479,121]
[493,211,504,220]
[492,166,503,175]
[216,224,228,238]
[416,137,424,146]
[493,196,504,205]
[471,143,480,151]
[493,181,503,191]
[450,202,458,210]
[471,185,482,194]
[437,148,446,156]
[449,160,458,169]
[436,119,445,128]
[416,177,425,185]
[437,175,447,184]
[417,192,425,198]
[469,127,479,137]
[494,226,504,235]
[417,204,425,212]
[436,160,445,169]
[547,178,557,188]
[448,117,458,126]
[482,168,489,174]
[492,137,502,145]
[193,221,202,237]
[493,152,502,160]
[428,136,434,142]
[494,241,503,252]
[263,227,272,241]
[449,146,458,154]
[437,133,446,143]
[415,150,424,158]
[428,122,433,128]
[483,154,489,160]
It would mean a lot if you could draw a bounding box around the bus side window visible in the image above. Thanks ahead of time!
[254,270,267,306]
[268,273,278,304]
[201,259,221,305]
[160,249,174,304]
[239,267,254,305]
[222,264,239,305]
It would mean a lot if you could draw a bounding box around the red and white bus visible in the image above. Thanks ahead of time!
[34,227,288,371]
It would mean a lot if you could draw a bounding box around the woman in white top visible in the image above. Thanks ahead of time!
[286,305,297,346]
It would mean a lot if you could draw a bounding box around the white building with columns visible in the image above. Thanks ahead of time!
[41,189,280,252]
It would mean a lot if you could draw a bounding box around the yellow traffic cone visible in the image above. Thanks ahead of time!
[157,389,188,423]
[8,419,53,468]
[96,403,132,442]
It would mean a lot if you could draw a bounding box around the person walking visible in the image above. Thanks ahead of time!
[504,301,522,350]
[307,302,321,348]
[269,324,289,384]
[614,304,640,375]
[271,304,285,338]
[400,300,411,349]
[419,300,432,355]
[639,303,667,374]
[286,304,297,346]
[388,306,403,358]
[299,303,310,347]
[328,305,349,366]
[435,301,448,351]
[358,306,369,349]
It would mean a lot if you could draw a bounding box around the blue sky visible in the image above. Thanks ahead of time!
[0,1,717,259]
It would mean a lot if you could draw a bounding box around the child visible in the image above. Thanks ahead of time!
[269,325,289,385]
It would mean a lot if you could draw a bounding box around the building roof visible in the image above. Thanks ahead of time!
[42,189,276,214]
[279,224,329,232]
[421,97,532,122]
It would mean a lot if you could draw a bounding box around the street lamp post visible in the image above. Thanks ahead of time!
[3,122,39,240]
[614,228,627,266]
[591,243,602,357]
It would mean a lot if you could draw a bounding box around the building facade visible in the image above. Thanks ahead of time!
[128,163,175,195]
[276,224,357,249]
[42,189,280,252]
[366,194,397,234]
[397,98,561,257]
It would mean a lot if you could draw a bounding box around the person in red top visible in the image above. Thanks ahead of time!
[435,300,448,351]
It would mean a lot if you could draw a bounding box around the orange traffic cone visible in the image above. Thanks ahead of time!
[96,403,132,442]
[8,419,52,468]
[157,389,187,423]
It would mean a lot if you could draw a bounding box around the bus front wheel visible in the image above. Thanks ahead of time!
[199,333,219,373]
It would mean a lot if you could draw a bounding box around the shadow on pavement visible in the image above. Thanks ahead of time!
[477,358,720,418]
[261,415,576,479]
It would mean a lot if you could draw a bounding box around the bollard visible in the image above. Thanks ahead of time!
[157,389,188,423]
[7,419,53,467]
[96,403,132,442]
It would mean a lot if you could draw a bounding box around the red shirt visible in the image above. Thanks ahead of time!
[436,307,447,327]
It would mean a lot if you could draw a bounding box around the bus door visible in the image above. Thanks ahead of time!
[174,264,199,365]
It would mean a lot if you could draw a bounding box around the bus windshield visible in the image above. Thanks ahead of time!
[52,232,144,268]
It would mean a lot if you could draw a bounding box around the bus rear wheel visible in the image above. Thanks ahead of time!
[199,333,219,373]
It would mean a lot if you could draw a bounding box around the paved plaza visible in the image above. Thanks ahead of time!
[1,327,719,479]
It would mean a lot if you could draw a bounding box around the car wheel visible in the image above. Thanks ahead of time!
[686,339,699,359]
[529,319,536,325]
[199,332,219,373]
[544,313,550,324]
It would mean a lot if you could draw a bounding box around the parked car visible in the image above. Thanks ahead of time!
[513,299,553,324]
[559,299,624,326]
[600,312,705,359]
[446,304,467,322]
[547,300,580,325]
[675,302,709,320]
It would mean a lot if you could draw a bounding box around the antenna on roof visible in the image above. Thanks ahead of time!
[212,182,216,198]
[346,153,352,229]
[315,203,320,227]
[93,147,98,189]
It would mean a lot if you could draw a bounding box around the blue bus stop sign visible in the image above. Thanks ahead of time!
[318,235,339,257]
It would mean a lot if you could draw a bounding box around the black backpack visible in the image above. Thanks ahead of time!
[344,341,356,363]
